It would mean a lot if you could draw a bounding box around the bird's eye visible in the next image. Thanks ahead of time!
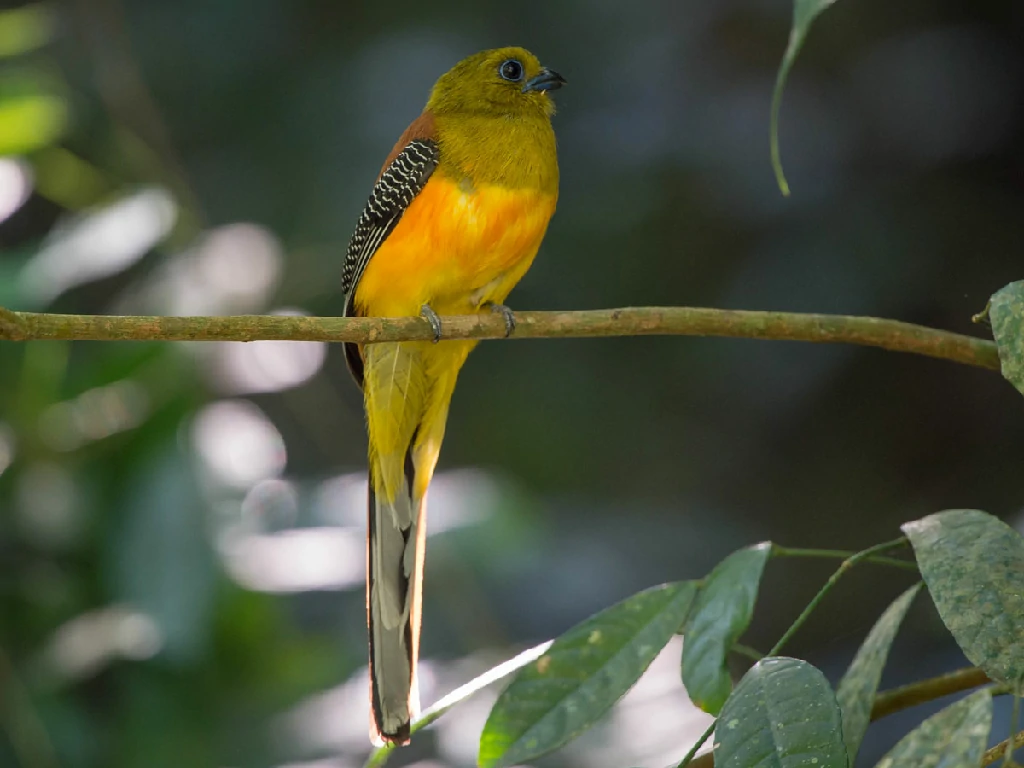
[499,59,524,82]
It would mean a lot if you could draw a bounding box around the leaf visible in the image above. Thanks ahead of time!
[989,280,1024,397]
[874,688,992,768]
[770,0,840,196]
[681,542,771,714]
[478,581,698,768]
[903,510,1024,687]
[836,583,921,761]
[714,656,848,768]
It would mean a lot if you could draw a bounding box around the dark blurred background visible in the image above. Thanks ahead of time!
[0,0,1022,766]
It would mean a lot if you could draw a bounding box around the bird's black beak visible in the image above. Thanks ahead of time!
[522,68,566,93]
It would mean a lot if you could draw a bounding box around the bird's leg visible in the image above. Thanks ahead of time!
[484,302,516,337]
[420,304,443,343]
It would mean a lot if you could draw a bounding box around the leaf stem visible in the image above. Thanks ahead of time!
[768,538,909,657]
[676,720,717,768]
[730,644,765,662]
[0,306,1000,372]
[772,545,918,571]
[363,640,552,768]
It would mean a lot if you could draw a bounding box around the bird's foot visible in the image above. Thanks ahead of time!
[485,302,516,337]
[420,304,443,343]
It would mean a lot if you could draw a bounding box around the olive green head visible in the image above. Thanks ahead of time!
[427,46,565,119]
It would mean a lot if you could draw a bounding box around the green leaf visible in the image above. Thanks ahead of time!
[715,656,848,768]
[903,510,1024,687]
[681,542,771,714]
[478,581,697,768]
[874,688,992,768]
[770,0,840,196]
[989,280,1024,397]
[836,583,921,761]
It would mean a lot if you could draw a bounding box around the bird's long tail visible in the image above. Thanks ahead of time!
[363,339,469,745]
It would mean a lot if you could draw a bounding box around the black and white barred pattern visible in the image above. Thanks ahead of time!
[341,139,440,303]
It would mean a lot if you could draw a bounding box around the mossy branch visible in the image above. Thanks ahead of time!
[0,306,1000,371]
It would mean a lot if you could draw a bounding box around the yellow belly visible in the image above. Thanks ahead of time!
[353,175,557,318]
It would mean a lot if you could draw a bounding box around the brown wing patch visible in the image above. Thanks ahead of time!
[380,111,436,176]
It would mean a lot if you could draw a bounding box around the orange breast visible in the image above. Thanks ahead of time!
[353,175,557,318]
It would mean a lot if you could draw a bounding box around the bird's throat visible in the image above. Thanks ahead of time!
[434,113,559,194]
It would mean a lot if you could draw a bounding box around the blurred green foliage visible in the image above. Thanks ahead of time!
[0,0,1022,766]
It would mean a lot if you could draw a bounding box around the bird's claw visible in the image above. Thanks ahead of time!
[420,304,442,343]
[486,303,517,337]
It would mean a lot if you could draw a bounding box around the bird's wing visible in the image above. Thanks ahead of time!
[342,138,439,304]
[342,137,439,386]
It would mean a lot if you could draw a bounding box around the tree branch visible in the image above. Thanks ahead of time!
[0,306,1000,370]
[0,307,24,341]
[870,666,992,720]
[983,728,1024,767]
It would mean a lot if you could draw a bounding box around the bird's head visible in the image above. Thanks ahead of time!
[427,47,565,119]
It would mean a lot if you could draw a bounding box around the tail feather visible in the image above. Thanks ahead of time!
[364,341,430,745]
[363,339,473,745]
[367,457,422,745]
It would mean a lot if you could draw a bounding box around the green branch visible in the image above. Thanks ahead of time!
[730,644,766,662]
[870,666,992,720]
[678,721,717,768]
[0,306,1000,371]
[769,538,911,657]
[772,544,918,571]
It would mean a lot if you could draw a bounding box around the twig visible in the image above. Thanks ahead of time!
[772,545,918,571]
[870,666,991,720]
[983,728,1024,767]
[0,306,24,340]
[0,307,1001,371]
[677,721,716,768]
[769,538,910,656]
[730,644,765,662]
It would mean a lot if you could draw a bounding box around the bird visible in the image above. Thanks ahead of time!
[340,47,564,745]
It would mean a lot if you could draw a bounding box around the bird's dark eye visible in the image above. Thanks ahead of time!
[499,59,524,82]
